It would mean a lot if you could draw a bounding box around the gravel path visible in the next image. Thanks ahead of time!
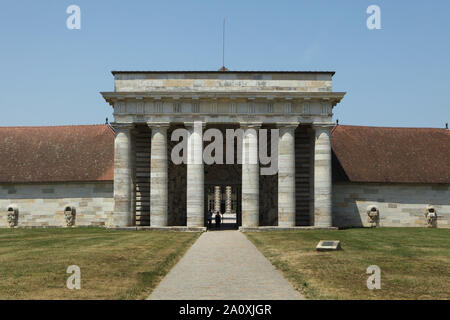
[148,230,304,300]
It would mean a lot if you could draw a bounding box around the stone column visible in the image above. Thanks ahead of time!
[186,121,204,227]
[148,122,169,227]
[241,123,260,227]
[112,123,134,227]
[277,123,298,227]
[225,186,232,214]
[214,186,221,214]
[313,124,333,227]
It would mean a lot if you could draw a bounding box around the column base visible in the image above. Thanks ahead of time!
[109,210,134,228]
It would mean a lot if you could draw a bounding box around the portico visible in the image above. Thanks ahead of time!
[101,71,345,229]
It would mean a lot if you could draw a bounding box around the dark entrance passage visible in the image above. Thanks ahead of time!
[205,184,241,230]
[203,125,242,230]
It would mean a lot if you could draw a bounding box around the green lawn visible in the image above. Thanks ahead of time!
[246,228,450,300]
[0,228,200,299]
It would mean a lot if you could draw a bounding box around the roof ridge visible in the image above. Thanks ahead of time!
[111,70,336,74]
[0,124,109,129]
[337,124,448,130]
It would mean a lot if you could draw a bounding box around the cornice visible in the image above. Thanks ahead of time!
[101,91,346,106]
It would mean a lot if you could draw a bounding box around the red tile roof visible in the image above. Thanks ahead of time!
[331,125,450,184]
[0,125,114,183]
[1,123,448,185]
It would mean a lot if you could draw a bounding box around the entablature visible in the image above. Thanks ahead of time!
[101,91,345,120]
[101,91,345,106]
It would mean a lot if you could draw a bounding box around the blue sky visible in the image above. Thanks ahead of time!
[1,0,449,128]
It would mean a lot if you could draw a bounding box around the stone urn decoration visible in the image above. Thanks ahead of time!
[7,205,18,228]
[64,206,76,227]
[424,205,437,228]
[366,205,379,227]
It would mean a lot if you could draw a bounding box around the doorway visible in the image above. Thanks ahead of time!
[205,184,241,230]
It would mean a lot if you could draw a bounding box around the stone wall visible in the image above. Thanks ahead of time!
[5,176,449,229]
[114,72,333,93]
[0,182,113,227]
[333,182,450,228]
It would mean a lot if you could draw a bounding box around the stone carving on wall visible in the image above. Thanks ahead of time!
[424,205,438,228]
[7,204,18,228]
[367,205,379,227]
[64,206,76,227]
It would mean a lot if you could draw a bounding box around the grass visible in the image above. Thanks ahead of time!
[246,228,450,300]
[0,227,200,299]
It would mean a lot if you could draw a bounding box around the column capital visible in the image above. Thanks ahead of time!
[276,122,299,129]
[312,122,335,130]
[240,122,262,129]
[184,121,205,128]
[147,121,170,129]
[111,122,134,131]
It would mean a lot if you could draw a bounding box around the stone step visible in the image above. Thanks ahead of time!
[136,214,150,219]
[136,172,150,177]
[135,162,150,166]
[135,196,150,200]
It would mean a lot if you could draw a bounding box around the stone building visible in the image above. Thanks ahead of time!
[0,125,114,227]
[101,70,344,229]
[0,70,449,229]
[332,125,450,228]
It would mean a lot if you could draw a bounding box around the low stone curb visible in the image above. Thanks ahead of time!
[239,226,338,232]
[107,226,206,232]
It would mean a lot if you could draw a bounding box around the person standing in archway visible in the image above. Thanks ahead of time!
[215,211,221,229]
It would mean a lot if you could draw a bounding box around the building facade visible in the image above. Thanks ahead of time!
[0,125,114,227]
[101,71,345,229]
[0,71,449,229]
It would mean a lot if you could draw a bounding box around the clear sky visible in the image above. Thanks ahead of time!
[1,0,449,128]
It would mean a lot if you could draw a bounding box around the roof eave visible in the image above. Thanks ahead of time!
[111,70,336,75]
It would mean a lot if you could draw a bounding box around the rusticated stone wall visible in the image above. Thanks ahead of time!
[333,182,450,228]
[0,182,113,227]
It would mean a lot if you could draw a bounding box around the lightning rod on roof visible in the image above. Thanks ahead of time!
[219,18,229,72]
